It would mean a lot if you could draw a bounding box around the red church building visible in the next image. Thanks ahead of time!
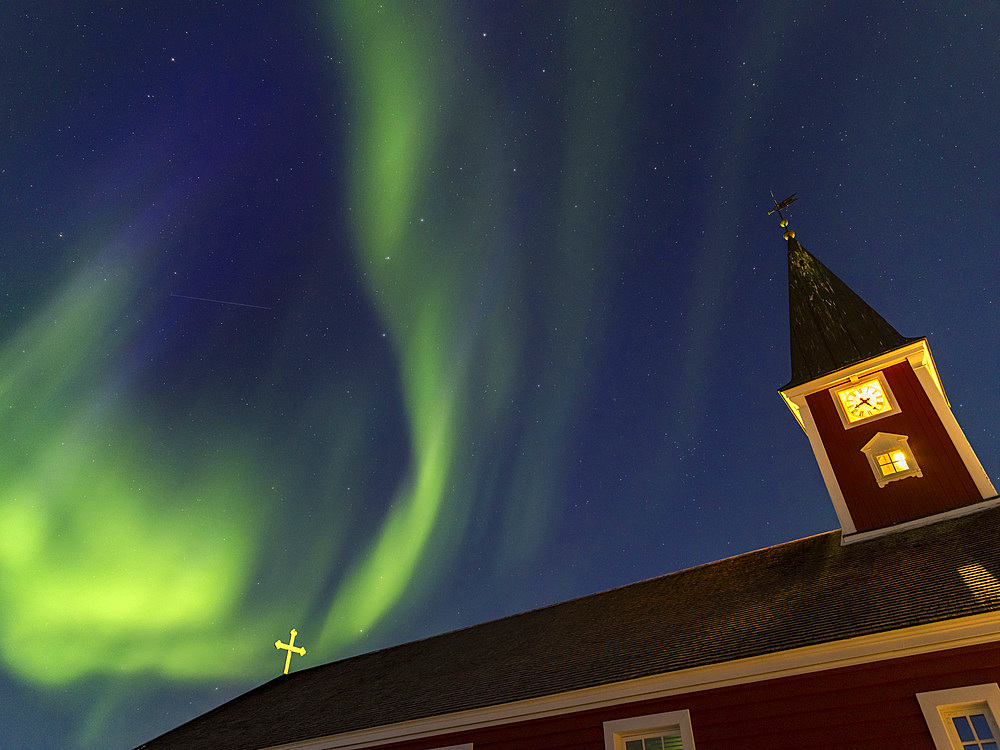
[139,218,1000,750]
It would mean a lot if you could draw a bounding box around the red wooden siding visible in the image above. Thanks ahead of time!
[371,640,1000,750]
[805,361,981,531]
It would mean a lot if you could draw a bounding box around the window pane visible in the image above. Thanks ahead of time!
[624,731,682,750]
[971,713,995,739]
[954,715,976,741]
[982,742,998,750]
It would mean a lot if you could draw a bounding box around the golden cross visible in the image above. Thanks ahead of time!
[275,628,306,675]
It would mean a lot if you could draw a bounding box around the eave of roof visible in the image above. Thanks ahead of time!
[138,503,1000,750]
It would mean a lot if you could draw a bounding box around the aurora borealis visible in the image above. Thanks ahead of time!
[3,4,999,748]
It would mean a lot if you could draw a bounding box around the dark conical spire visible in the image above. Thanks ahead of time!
[781,235,921,390]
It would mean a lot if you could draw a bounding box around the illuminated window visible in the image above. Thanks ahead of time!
[604,710,695,750]
[877,450,910,476]
[860,432,922,487]
[918,684,1000,750]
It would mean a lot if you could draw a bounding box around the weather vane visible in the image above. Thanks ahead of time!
[768,191,798,239]
[275,628,306,675]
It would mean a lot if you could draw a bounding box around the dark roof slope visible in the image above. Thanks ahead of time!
[139,504,1000,750]
[782,236,920,390]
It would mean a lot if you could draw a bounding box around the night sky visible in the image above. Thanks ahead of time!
[3,3,998,748]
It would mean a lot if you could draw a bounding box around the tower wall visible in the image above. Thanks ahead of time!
[805,361,981,532]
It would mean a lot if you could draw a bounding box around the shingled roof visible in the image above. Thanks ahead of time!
[782,236,921,390]
[139,503,1000,750]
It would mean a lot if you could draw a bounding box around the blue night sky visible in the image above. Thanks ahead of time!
[2,3,998,748]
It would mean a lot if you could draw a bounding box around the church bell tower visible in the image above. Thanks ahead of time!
[772,196,996,543]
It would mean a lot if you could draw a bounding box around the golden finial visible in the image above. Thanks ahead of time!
[768,191,798,239]
[275,629,306,675]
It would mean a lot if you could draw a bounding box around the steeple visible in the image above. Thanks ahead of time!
[783,237,921,390]
[773,194,996,543]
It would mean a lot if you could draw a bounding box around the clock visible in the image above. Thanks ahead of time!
[831,373,899,427]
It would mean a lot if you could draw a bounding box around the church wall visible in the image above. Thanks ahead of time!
[365,639,1000,750]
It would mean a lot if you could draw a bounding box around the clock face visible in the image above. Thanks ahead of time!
[836,378,894,423]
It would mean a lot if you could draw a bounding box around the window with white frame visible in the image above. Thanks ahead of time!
[603,709,695,750]
[917,684,1000,750]
[860,432,922,487]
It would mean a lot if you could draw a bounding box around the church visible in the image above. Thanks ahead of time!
[138,213,1000,750]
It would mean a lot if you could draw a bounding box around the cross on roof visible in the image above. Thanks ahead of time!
[275,629,306,675]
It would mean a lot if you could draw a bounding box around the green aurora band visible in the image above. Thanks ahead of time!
[317,1,470,650]
[0,3,635,745]
[0,260,266,686]
[318,1,635,648]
